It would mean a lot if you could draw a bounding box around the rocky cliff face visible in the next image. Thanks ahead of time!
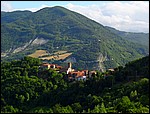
[1,37,49,57]
[31,37,49,46]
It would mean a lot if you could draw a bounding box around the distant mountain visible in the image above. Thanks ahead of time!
[1,10,32,23]
[105,26,149,48]
[1,6,149,71]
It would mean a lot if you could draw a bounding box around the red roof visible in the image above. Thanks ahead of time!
[68,71,85,77]
[42,63,50,66]
[56,66,62,69]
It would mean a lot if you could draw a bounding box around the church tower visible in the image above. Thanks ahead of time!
[67,62,72,74]
[68,62,72,68]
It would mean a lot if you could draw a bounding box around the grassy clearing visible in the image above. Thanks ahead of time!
[55,53,72,60]
[28,50,72,60]
[28,50,49,58]
[40,53,72,60]
[54,51,67,55]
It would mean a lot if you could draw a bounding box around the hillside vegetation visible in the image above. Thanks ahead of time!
[1,6,149,70]
[106,26,149,48]
[1,56,149,113]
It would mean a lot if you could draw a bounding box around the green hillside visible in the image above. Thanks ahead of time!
[114,55,149,82]
[1,6,149,70]
[1,56,149,113]
[1,11,32,23]
[106,26,149,48]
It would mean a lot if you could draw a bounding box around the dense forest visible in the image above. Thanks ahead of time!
[1,56,149,113]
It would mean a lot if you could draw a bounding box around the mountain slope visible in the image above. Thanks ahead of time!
[114,55,149,82]
[1,6,149,71]
[1,10,32,23]
[105,26,149,48]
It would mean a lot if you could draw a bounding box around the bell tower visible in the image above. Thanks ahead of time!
[67,62,72,74]
[68,62,72,68]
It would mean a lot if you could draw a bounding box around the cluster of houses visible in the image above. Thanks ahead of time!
[39,62,97,81]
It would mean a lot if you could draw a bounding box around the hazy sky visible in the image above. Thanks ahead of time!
[1,1,149,33]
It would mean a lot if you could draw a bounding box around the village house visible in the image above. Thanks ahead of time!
[66,63,97,81]
[39,62,97,81]
[108,68,115,72]
[39,63,62,70]
[68,71,87,81]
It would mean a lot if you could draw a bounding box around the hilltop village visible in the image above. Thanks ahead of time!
[39,62,114,81]
[1,55,149,113]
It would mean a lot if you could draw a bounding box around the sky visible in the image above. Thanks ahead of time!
[1,1,149,33]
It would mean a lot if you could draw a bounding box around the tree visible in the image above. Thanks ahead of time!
[19,95,25,104]
[71,102,82,113]
[139,95,149,106]
[26,93,30,101]
[23,69,28,77]
[115,96,135,113]
[91,102,107,113]
[52,104,74,113]
[96,71,103,79]
[130,90,137,100]
[1,105,19,113]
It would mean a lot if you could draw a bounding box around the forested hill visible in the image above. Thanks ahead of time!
[1,6,149,70]
[1,55,149,113]
[113,55,149,82]
[1,10,32,23]
[105,26,149,48]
